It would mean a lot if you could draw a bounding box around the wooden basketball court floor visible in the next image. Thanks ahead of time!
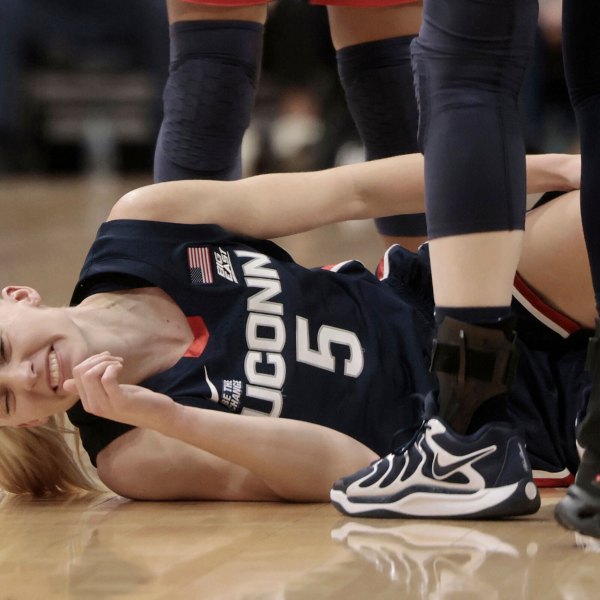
[1,176,599,599]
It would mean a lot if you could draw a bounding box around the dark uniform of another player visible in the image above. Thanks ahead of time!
[67,219,589,488]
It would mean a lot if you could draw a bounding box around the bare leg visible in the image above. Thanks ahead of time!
[327,4,421,49]
[166,1,267,25]
[520,191,594,329]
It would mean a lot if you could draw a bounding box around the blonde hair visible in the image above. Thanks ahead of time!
[0,414,101,496]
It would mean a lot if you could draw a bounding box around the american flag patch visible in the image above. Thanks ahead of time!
[187,247,214,284]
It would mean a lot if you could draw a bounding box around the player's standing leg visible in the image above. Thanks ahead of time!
[154,1,267,183]
[0,0,27,171]
[327,1,425,251]
[554,0,600,540]
[155,0,425,251]
[331,0,541,519]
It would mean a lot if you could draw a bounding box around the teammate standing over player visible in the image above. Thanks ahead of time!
[331,0,542,518]
[154,0,425,249]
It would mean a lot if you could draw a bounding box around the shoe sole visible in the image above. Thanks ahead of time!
[554,485,600,538]
[330,478,540,519]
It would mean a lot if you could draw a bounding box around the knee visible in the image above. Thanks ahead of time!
[158,20,263,176]
[161,56,257,172]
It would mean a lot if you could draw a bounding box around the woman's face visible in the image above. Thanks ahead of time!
[0,286,89,427]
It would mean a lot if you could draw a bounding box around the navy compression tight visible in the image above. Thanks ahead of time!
[563,0,600,313]
[562,0,600,456]
[154,20,263,183]
[411,0,538,239]
[337,36,426,238]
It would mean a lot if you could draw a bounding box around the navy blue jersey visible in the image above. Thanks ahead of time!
[68,220,435,465]
[67,219,590,481]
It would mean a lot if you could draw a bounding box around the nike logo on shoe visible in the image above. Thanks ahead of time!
[344,420,498,497]
[431,444,496,480]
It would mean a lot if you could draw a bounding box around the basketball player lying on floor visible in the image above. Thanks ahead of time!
[0,152,588,507]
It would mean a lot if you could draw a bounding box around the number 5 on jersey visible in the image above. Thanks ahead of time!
[296,316,364,377]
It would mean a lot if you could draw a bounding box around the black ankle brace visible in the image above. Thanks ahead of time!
[431,317,518,433]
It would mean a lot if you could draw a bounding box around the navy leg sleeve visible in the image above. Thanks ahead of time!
[411,0,538,239]
[0,0,27,136]
[562,0,600,455]
[154,20,263,183]
[337,36,426,237]
[563,0,600,312]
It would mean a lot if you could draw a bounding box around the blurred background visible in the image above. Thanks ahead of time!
[0,0,168,175]
[0,0,576,178]
[0,0,577,306]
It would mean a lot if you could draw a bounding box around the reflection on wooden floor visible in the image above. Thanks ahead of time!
[0,491,598,599]
[1,176,599,599]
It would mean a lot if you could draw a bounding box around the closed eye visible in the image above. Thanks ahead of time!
[1,389,8,417]
[0,337,12,416]
[0,337,6,415]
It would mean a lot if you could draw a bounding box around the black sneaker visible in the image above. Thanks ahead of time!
[330,417,540,518]
[555,449,600,540]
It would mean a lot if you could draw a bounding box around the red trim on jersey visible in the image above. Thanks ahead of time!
[513,272,581,338]
[376,255,387,280]
[376,244,395,280]
[184,316,210,358]
[320,260,355,272]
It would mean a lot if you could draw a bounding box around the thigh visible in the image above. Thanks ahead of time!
[167,0,268,24]
[324,2,422,50]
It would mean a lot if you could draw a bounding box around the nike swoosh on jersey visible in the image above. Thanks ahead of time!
[431,443,496,480]
[204,366,219,403]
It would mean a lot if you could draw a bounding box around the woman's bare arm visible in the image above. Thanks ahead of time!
[108,153,580,239]
[109,154,424,238]
[65,356,377,502]
[524,153,580,194]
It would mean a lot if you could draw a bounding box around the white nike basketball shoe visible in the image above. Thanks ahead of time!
[330,417,540,518]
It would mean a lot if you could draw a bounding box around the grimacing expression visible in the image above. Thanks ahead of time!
[0,287,88,427]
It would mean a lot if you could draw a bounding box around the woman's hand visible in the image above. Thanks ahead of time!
[64,352,176,429]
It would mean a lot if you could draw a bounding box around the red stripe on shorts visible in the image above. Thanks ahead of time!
[513,272,581,338]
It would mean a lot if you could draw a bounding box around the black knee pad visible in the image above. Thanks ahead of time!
[337,36,425,237]
[155,20,263,182]
[375,213,427,237]
[337,36,418,159]
[411,0,538,238]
